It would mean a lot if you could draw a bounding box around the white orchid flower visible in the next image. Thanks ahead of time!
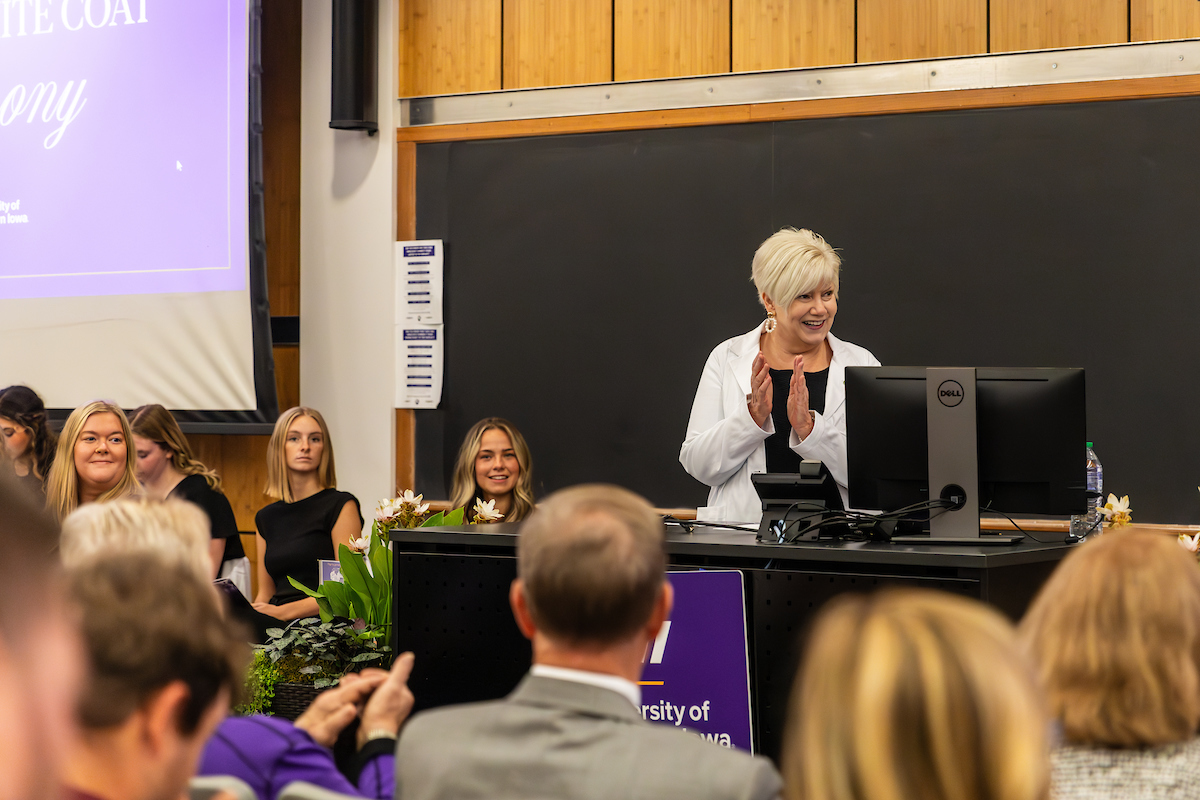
[1099,493,1132,527]
[472,497,504,523]
[374,498,401,522]
[348,536,370,554]
[1179,532,1200,554]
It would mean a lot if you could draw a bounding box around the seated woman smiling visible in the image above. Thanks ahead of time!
[45,401,139,522]
[449,418,535,523]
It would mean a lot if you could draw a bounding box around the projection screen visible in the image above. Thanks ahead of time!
[0,0,270,417]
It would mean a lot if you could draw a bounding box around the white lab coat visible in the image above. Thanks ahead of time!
[679,324,880,523]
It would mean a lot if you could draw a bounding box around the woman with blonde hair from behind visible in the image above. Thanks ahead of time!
[1020,531,1200,800]
[449,417,536,523]
[784,588,1050,800]
[45,401,139,522]
[60,497,213,586]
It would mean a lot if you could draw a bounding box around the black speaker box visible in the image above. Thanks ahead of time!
[330,0,377,134]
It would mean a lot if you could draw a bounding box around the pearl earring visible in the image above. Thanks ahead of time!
[765,310,777,334]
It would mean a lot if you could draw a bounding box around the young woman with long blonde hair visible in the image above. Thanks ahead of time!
[45,401,139,522]
[252,407,362,621]
[449,417,536,523]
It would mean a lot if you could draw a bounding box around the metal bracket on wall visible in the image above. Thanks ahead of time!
[399,39,1200,128]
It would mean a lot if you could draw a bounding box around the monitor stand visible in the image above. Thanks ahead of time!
[890,367,1023,547]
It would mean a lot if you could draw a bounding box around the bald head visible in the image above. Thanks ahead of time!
[517,485,666,646]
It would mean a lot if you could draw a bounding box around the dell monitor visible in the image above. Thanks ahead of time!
[845,367,1087,542]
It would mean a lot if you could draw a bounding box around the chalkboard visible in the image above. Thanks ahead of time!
[414,96,1200,523]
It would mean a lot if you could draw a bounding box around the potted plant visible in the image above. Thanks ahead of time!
[239,492,468,717]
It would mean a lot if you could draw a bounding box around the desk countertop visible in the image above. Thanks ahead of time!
[391,523,1076,569]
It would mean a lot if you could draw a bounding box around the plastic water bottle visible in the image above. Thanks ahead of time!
[1071,443,1103,538]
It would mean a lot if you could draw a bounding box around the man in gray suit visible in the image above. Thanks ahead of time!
[394,484,782,800]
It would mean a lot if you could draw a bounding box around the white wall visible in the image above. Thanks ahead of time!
[299,0,396,521]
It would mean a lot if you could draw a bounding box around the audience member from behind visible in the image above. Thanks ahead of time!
[61,552,247,800]
[449,417,535,523]
[255,406,362,621]
[46,401,139,521]
[1020,531,1200,800]
[0,471,85,800]
[60,498,213,586]
[784,589,1049,800]
[130,404,250,591]
[0,384,58,494]
[395,484,781,800]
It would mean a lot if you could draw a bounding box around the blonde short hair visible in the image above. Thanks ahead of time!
[751,228,841,312]
[784,589,1049,800]
[517,484,665,645]
[60,497,212,586]
[45,401,140,522]
[264,407,337,502]
[1020,531,1200,748]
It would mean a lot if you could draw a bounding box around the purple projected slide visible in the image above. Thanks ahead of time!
[0,1,248,300]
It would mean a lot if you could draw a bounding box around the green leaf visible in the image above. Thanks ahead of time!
[313,678,333,689]
[320,580,354,618]
[298,665,321,674]
[287,576,324,599]
[420,510,445,527]
[351,652,384,662]
[443,506,465,526]
[338,547,382,610]
[266,628,285,639]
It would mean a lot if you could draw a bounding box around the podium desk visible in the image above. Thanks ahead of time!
[391,523,1074,763]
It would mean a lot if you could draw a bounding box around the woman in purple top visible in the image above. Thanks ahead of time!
[199,654,414,800]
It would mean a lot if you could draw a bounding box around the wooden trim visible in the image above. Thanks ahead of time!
[397,74,1200,143]
[395,408,415,493]
[397,140,417,240]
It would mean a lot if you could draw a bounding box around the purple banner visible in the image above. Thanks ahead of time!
[0,0,248,299]
[639,570,754,752]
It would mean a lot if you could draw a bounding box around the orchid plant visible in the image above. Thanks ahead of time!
[289,490,467,637]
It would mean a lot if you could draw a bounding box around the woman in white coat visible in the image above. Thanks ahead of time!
[680,228,879,523]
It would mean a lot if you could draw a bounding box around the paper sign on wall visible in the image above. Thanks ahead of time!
[395,240,445,408]
[396,240,443,324]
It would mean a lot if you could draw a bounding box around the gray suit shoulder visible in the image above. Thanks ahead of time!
[395,700,782,800]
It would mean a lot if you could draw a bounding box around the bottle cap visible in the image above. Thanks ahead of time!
[1086,441,1093,448]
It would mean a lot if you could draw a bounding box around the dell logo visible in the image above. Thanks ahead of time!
[938,380,965,407]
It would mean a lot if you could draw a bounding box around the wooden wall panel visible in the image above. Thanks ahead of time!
[187,434,270,534]
[1132,0,1200,41]
[219,435,273,533]
[504,0,612,89]
[273,345,300,412]
[857,0,987,62]
[262,0,301,316]
[733,0,855,72]
[991,0,1128,52]
[614,0,731,81]
[399,0,502,96]
[396,409,415,493]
